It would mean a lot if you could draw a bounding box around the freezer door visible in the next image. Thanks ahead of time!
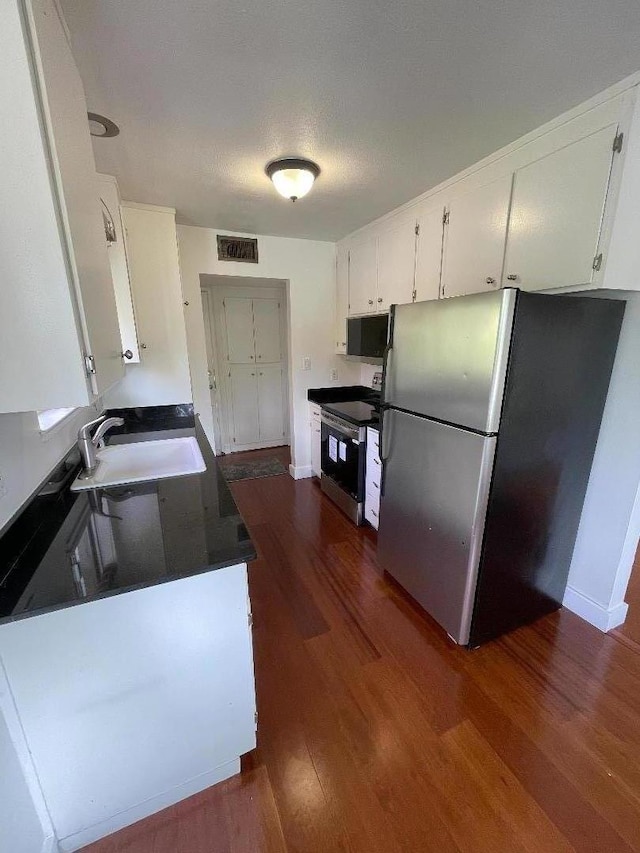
[384,289,516,433]
[378,408,496,644]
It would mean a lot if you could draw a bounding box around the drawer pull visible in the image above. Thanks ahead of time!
[372,509,378,517]
[373,457,380,465]
[372,481,379,488]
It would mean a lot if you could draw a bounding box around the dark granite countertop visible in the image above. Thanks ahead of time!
[307,385,379,405]
[0,406,255,624]
[321,400,379,427]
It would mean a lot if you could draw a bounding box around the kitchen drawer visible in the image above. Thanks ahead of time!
[366,472,381,499]
[367,449,382,474]
[365,502,380,530]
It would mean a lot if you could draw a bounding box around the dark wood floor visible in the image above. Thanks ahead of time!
[85,448,640,852]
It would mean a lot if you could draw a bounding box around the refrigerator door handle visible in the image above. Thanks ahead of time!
[380,305,395,407]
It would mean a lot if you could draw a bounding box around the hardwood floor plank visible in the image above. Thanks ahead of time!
[82,455,640,853]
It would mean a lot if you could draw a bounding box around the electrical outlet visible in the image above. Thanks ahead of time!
[302,356,311,371]
[330,368,338,381]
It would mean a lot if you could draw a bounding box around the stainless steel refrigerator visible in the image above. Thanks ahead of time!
[377,288,624,646]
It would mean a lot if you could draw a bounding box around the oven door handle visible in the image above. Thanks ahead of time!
[320,412,360,441]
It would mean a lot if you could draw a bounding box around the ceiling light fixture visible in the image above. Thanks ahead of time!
[88,112,120,138]
[266,158,320,202]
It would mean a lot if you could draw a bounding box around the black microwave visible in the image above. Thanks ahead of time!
[347,314,389,358]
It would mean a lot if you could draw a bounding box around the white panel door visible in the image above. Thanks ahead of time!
[29,0,124,395]
[257,366,286,442]
[503,124,618,291]
[252,298,282,364]
[223,298,255,364]
[335,246,349,352]
[377,219,416,311]
[441,174,513,298]
[414,206,445,302]
[229,365,259,446]
[348,236,377,315]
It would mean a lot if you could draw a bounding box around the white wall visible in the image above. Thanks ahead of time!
[177,226,360,474]
[563,291,640,630]
[0,404,98,532]
[103,204,192,409]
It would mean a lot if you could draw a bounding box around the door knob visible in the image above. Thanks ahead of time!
[122,349,133,360]
[485,277,496,285]
[506,274,518,281]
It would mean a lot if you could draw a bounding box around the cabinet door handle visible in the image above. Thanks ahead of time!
[372,509,378,517]
[485,277,496,285]
[368,299,374,305]
[506,274,518,281]
[342,341,346,346]
[249,354,254,359]
[258,354,262,359]
[373,457,380,465]
[372,481,379,488]
[122,349,133,360]
[377,297,383,303]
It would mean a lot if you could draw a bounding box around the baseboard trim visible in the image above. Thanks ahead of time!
[57,758,240,852]
[289,464,313,480]
[563,585,629,632]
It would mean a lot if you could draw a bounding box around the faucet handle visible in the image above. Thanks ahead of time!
[77,414,106,441]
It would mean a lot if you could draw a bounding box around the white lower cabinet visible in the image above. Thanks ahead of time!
[310,403,322,477]
[0,563,256,850]
[365,427,381,530]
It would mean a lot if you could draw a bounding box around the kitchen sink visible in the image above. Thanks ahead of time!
[70,436,206,491]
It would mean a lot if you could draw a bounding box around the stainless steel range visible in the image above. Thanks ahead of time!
[320,400,378,525]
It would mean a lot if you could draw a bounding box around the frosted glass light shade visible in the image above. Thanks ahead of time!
[266,158,320,201]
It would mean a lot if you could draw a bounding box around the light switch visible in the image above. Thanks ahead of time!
[302,357,311,371]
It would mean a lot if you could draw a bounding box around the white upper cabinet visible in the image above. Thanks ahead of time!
[0,0,123,413]
[441,174,513,298]
[414,206,445,302]
[335,246,349,353]
[98,175,140,362]
[28,0,123,395]
[503,124,619,291]
[348,236,378,315]
[377,219,416,310]
[253,298,282,364]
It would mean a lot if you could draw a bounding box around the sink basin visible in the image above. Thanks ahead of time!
[70,437,206,491]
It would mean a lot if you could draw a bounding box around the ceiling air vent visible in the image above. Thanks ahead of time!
[217,235,259,264]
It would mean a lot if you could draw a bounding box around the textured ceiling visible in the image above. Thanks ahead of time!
[61,0,640,241]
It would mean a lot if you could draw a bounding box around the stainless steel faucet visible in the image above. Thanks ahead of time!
[77,415,125,479]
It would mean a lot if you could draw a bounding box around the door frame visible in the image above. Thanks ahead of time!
[200,277,290,454]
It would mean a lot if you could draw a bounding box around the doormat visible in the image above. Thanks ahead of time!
[218,456,288,482]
